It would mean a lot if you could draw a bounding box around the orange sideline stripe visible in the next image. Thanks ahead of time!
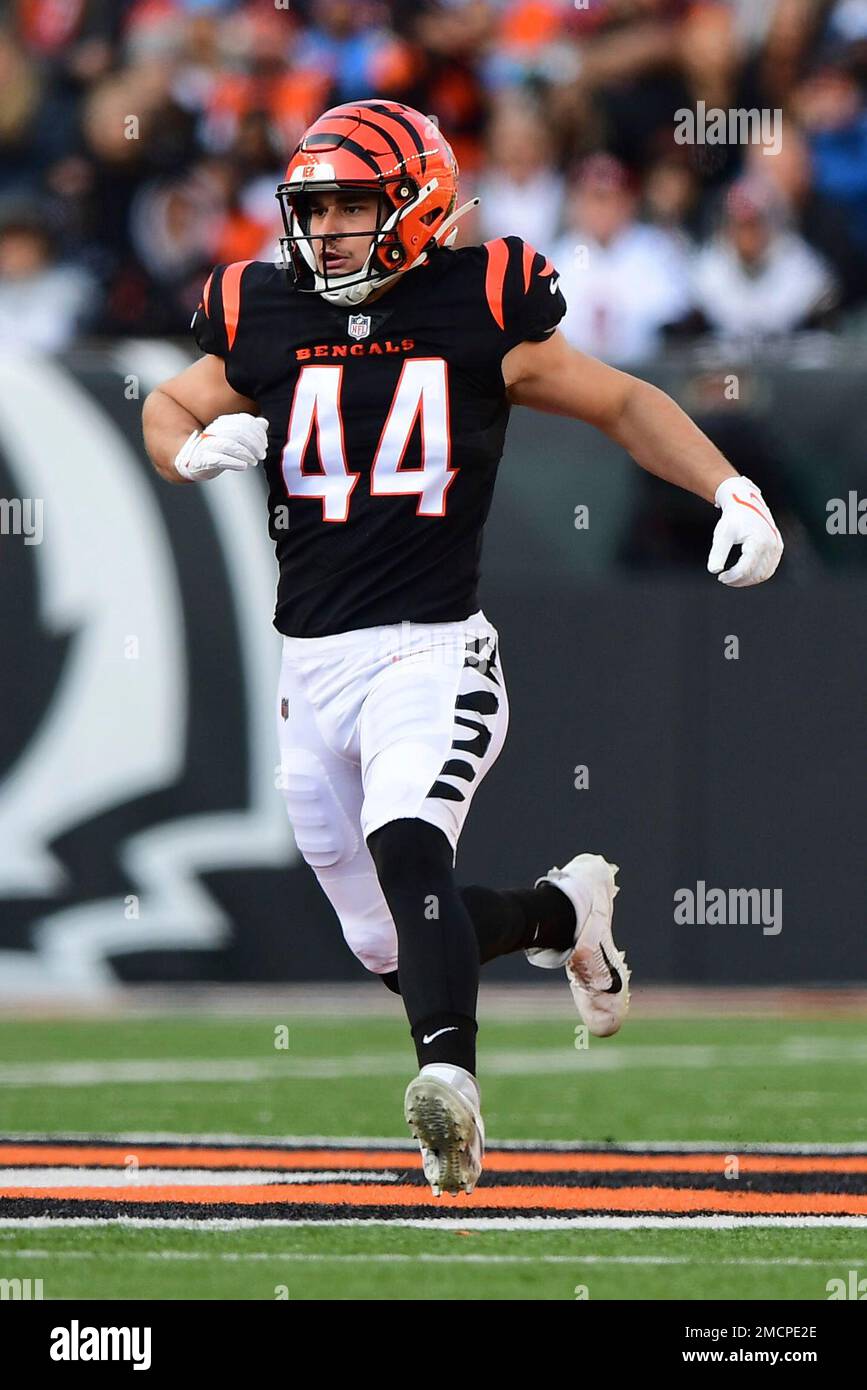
[2,1184,866,1214]
[485,1153,867,1175]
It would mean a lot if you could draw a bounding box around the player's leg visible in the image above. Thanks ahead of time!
[359,614,630,1040]
[379,871,629,1038]
[375,880,579,982]
[276,625,571,994]
[383,852,630,1040]
[360,612,507,1193]
[275,642,399,982]
[460,880,578,963]
[366,814,486,1195]
[457,847,630,1041]
[366,816,479,1071]
[361,615,509,1069]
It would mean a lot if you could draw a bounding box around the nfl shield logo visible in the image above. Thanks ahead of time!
[348,314,371,340]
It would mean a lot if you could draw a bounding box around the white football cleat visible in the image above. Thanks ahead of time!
[525,853,630,1037]
[404,1063,485,1197]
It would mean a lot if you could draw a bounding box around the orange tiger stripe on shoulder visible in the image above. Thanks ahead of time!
[521,241,535,294]
[483,238,510,330]
[221,260,254,350]
[201,271,214,317]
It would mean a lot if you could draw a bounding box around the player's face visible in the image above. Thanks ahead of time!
[307,192,383,278]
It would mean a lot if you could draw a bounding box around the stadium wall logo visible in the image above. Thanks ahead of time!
[674,103,783,156]
[0,349,294,996]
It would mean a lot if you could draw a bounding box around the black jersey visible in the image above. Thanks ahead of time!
[191,236,566,637]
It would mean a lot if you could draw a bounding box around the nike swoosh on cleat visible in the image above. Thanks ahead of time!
[422,1026,459,1044]
[599,944,623,994]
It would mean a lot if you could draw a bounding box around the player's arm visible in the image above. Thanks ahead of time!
[142,354,267,485]
[503,330,735,498]
[502,331,783,587]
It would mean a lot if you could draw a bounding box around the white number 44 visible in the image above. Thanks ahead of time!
[280,358,455,522]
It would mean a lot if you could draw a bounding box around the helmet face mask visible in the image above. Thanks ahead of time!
[276,101,462,307]
[276,177,423,306]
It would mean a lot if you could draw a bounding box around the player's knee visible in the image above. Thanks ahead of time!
[279,750,357,869]
[343,924,398,976]
[367,816,453,896]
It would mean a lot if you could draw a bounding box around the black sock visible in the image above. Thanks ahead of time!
[460,882,576,964]
[367,818,479,1075]
[375,882,578,998]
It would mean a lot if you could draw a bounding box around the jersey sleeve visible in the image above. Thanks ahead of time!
[190,261,258,400]
[481,235,567,357]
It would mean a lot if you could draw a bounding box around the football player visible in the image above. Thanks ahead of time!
[143,100,783,1199]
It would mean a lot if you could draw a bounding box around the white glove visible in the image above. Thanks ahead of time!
[707,476,783,587]
[174,413,268,482]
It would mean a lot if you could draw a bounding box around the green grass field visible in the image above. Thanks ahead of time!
[0,1007,865,1300]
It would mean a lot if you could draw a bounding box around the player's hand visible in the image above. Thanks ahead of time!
[173,413,269,482]
[707,476,783,587]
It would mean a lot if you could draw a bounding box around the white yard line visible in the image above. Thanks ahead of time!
[0,1250,859,1266]
[0,1169,399,1187]
[2,1133,866,1153]
[0,1038,865,1086]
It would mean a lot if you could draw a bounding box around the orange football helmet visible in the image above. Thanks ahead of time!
[276,99,477,306]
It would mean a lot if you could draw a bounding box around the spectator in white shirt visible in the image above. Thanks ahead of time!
[550,154,693,365]
[0,207,95,353]
[691,175,838,341]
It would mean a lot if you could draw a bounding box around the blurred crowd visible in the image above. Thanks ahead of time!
[1,0,866,361]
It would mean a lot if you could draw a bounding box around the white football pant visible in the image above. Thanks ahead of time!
[275,610,509,976]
